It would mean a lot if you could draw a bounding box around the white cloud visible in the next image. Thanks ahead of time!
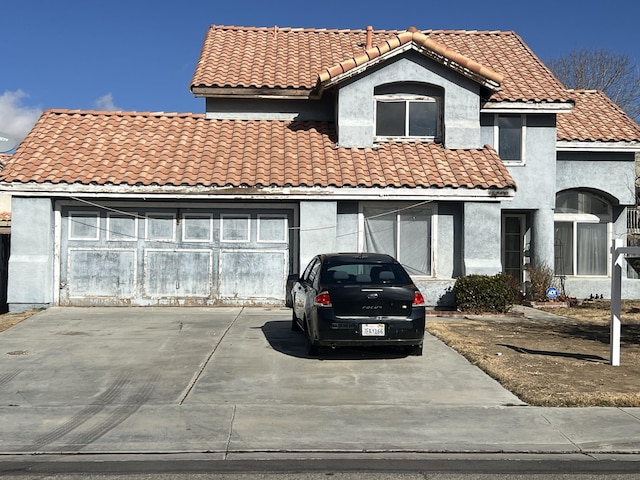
[94,93,122,111]
[0,90,42,143]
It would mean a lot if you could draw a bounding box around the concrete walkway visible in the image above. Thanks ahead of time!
[0,306,639,457]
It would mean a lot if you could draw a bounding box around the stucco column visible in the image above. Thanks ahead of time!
[8,197,55,312]
[299,201,337,269]
[463,202,502,275]
[531,207,555,269]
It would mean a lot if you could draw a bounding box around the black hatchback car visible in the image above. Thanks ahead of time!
[286,253,426,356]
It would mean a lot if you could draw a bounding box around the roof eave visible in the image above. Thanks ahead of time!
[0,182,515,201]
[482,101,574,113]
[191,86,318,100]
[556,140,640,152]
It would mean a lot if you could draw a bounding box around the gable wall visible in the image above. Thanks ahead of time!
[336,52,482,149]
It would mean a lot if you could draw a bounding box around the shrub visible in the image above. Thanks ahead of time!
[454,274,516,313]
[524,262,557,302]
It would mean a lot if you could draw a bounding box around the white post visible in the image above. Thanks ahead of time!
[610,239,623,366]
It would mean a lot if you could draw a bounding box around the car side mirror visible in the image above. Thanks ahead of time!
[285,273,300,308]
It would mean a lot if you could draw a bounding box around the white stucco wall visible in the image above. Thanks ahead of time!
[337,52,482,149]
[8,197,55,312]
[299,201,338,270]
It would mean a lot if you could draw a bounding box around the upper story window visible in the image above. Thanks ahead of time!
[495,114,525,164]
[374,83,443,142]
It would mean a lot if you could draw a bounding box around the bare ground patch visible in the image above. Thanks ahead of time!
[0,310,41,333]
[426,300,640,407]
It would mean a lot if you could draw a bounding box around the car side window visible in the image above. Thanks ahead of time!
[300,258,317,283]
[307,259,322,287]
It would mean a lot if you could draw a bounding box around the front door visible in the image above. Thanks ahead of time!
[502,214,526,286]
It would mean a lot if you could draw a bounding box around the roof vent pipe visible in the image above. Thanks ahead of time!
[365,25,373,49]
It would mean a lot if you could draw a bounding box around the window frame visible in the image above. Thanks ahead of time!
[374,93,442,142]
[144,212,176,242]
[358,202,436,277]
[554,191,612,277]
[107,212,138,242]
[257,214,288,243]
[220,213,251,243]
[182,213,214,243]
[494,114,526,165]
[68,211,101,241]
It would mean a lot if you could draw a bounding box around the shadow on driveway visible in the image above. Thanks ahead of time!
[257,320,410,360]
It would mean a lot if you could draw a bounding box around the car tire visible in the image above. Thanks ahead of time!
[291,309,302,331]
[305,319,319,356]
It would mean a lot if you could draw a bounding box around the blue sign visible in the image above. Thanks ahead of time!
[546,287,558,300]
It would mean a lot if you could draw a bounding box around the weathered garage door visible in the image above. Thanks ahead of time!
[59,205,293,306]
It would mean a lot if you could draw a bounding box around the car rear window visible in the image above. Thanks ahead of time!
[321,262,412,285]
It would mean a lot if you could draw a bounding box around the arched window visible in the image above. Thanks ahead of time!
[554,190,611,276]
[374,83,443,142]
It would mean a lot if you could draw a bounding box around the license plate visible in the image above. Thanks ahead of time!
[361,323,385,336]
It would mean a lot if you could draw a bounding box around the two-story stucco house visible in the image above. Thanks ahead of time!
[2,25,640,312]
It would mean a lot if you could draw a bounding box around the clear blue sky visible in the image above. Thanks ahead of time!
[2,0,639,142]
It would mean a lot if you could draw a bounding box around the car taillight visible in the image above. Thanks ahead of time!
[315,291,332,306]
[413,291,425,306]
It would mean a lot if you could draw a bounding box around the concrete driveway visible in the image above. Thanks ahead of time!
[2,307,639,455]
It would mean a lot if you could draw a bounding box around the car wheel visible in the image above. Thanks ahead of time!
[291,309,302,331]
[305,319,319,356]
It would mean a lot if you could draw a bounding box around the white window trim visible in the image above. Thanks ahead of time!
[374,94,439,142]
[68,211,100,241]
[494,114,526,165]
[257,214,288,243]
[182,213,214,243]
[220,213,251,243]
[554,212,612,277]
[145,212,176,242]
[107,212,138,242]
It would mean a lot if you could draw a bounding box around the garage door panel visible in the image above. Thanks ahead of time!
[68,249,136,298]
[61,206,292,306]
[219,250,286,300]
[144,249,212,298]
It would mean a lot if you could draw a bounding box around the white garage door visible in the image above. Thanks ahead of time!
[59,204,293,306]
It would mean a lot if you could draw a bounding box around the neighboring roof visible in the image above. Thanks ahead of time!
[0,110,515,191]
[557,90,640,143]
[191,25,570,104]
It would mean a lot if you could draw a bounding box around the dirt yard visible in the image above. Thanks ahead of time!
[427,300,640,407]
[0,310,40,333]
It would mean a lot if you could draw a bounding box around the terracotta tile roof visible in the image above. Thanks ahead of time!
[0,212,10,222]
[0,154,10,169]
[318,28,503,89]
[557,90,640,142]
[191,25,569,103]
[0,109,515,191]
